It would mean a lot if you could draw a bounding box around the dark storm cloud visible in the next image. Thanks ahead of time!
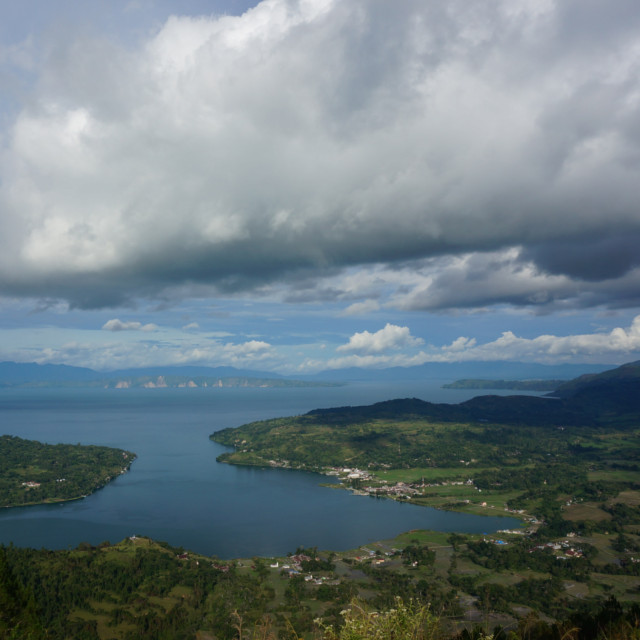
[522,234,640,282]
[0,0,639,311]
[391,251,640,314]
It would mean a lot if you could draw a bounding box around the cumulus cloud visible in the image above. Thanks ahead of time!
[449,316,640,363]
[222,339,271,357]
[102,319,158,331]
[0,0,638,311]
[337,323,424,355]
[320,315,640,370]
[444,336,477,352]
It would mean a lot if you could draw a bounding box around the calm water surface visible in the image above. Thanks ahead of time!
[0,381,522,558]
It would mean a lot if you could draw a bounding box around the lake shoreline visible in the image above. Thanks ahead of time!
[217,454,531,530]
[0,384,524,558]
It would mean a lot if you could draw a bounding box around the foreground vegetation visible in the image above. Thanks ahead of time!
[2,529,640,639]
[0,435,135,507]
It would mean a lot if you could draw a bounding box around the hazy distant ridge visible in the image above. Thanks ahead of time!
[0,359,613,389]
[442,379,565,391]
[0,362,324,389]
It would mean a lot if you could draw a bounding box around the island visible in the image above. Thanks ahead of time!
[0,435,136,507]
[101,375,340,389]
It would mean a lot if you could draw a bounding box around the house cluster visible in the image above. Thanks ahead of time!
[497,528,526,536]
[328,467,374,481]
[21,481,41,488]
[361,482,421,498]
[271,552,310,577]
[352,546,395,563]
[302,574,338,585]
[340,473,483,501]
[273,553,336,585]
[268,459,291,469]
[178,552,201,566]
[414,478,475,489]
[562,497,585,508]
[528,540,584,559]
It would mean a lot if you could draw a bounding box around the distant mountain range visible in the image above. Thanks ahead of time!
[296,361,610,382]
[0,362,304,389]
[0,359,613,389]
[442,379,565,391]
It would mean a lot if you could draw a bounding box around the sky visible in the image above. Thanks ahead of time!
[1,0,640,374]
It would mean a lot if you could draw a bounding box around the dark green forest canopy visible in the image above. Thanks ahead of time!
[0,435,136,507]
[2,531,640,639]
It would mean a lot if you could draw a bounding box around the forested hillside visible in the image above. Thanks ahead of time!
[1,534,640,639]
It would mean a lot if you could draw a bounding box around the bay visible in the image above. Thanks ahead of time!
[0,381,523,558]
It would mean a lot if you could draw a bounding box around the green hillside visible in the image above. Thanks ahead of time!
[205,362,640,636]
[2,528,640,639]
[211,361,640,474]
[550,360,640,396]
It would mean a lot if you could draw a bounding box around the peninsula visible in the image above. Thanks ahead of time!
[211,388,639,518]
[205,362,640,629]
[0,435,136,508]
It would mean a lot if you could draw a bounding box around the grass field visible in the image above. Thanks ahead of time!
[563,502,612,522]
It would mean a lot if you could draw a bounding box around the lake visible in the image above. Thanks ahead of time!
[0,381,522,558]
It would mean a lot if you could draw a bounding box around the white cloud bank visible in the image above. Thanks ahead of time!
[0,0,639,313]
[319,316,640,370]
[3,315,640,373]
[16,336,277,371]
